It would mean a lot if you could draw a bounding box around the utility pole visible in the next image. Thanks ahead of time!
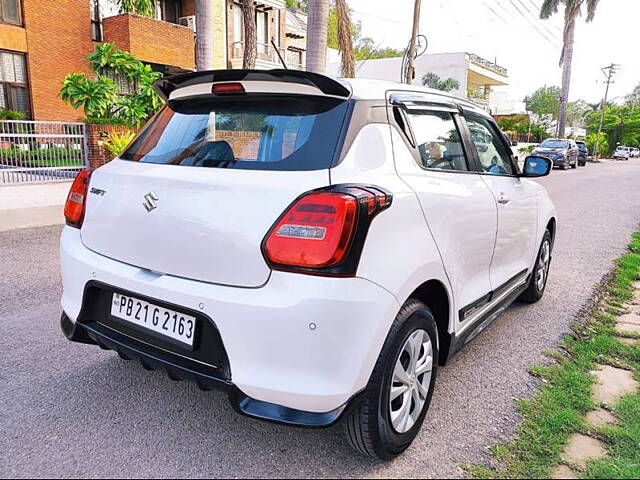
[593,63,620,159]
[405,0,422,84]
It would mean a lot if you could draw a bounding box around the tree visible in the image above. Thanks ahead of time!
[421,73,460,92]
[196,0,214,70]
[585,103,640,153]
[540,0,601,138]
[118,0,155,16]
[625,83,640,108]
[524,85,561,130]
[306,0,330,73]
[566,99,590,128]
[327,7,403,61]
[286,0,308,9]
[335,0,354,77]
[59,43,162,127]
[240,0,257,69]
[585,132,608,154]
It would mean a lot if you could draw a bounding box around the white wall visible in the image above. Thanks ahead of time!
[328,52,469,98]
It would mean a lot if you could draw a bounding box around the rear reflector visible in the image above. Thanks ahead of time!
[263,184,393,276]
[211,82,245,94]
[64,169,91,228]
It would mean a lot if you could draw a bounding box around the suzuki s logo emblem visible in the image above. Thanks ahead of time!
[143,192,159,212]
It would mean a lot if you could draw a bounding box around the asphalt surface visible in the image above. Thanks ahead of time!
[2,160,640,478]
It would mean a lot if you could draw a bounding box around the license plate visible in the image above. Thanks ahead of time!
[110,293,196,347]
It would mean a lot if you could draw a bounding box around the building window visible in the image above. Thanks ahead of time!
[0,0,22,25]
[90,0,103,41]
[286,49,303,69]
[155,0,181,24]
[233,3,243,44]
[256,10,268,54]
[0,50,30,116]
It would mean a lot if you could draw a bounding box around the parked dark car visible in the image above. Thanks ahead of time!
[532,138,579,170]
[575,141,589,166]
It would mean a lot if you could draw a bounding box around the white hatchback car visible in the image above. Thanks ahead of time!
[60,70,556,460]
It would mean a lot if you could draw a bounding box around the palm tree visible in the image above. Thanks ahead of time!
[195,0,214,70]
[336,0,355,77]
[240,0,257,69]
[540,0,601,138]
[306,0,329,73]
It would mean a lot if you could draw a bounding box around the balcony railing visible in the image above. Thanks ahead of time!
[230,41,288,68]
[468,53,508,77]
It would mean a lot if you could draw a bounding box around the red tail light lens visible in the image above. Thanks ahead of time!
[265,193,358,268]
[211,82,245,94]
[64,169,91,228]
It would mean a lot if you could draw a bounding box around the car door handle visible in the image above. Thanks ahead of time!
[497,193,510,205]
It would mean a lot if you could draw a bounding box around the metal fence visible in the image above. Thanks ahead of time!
[0,120,88,185]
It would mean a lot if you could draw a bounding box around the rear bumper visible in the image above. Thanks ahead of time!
[60,312,354,427]
[60,226,399,422]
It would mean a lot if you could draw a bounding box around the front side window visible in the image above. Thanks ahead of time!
[466,115,514,176]
[405,110,468,171]
[0,50,30,117]
[1,0,21,25]
[120,96,349,171]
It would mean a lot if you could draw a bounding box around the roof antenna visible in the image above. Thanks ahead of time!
[271,40,289,70]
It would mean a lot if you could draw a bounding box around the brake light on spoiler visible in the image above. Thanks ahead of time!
[263,185,392,276]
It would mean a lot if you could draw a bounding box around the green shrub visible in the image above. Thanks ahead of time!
[104,131,136,158]
[0,109,26,120]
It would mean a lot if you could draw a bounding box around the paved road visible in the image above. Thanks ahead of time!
[2,160,640,478]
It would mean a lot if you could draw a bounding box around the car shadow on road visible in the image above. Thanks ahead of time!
[19,348,387,477]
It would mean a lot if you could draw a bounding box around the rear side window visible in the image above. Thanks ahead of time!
[120,96,350,171]
[405,110,468,171]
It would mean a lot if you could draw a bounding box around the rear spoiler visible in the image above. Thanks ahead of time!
[154,69,352,101]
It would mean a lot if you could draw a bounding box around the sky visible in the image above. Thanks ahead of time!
[348,0,640,108]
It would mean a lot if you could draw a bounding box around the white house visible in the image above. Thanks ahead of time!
[328,51,509,113]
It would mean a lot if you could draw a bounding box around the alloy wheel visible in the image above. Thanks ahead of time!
[536,240,551,292]
[389,329,433,434]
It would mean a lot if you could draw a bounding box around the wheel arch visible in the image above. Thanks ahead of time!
[406,279,452,366]
[546,216,557,249]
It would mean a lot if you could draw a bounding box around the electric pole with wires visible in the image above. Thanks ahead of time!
[405,0,422,84]
[593,63,620,159]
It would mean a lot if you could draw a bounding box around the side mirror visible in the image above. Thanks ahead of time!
[522,155,552,177]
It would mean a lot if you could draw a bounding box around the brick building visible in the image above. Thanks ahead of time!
[0,0,307,121]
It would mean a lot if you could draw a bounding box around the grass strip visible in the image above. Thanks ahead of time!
[463,233,640,479]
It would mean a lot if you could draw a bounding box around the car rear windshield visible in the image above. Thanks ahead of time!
[540,139,569,148]
[120,96,350,171]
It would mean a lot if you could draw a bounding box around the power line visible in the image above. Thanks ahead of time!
[512,0,563,43]
[503,0,561,46]
[524,0,564,36]
[351,9,408,26]
[481,0,509,24]
[491,0,561,51]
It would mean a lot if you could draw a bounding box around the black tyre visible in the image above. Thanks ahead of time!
[571,160,577,169]
[343,299,438,460]
[519,230,552,303]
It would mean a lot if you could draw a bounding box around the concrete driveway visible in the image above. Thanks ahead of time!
[1,160,640,478]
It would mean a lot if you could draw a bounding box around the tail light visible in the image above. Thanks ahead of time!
[64,169,91,228]
[263,184,392,276]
